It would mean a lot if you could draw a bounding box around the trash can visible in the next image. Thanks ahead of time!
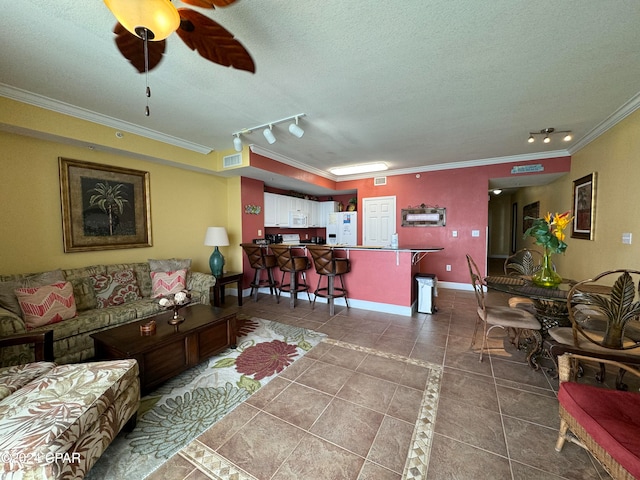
[416,273,437,314]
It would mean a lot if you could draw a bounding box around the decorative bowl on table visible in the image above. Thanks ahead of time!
[158,290,191,325]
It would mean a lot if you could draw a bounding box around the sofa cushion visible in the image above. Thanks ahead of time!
[15,282,77,329]
[106,263,153,298]
[0,270,65,317]
[0,359,139,473]
[90,270,142,308]
[69,277,98,312]
[151,269,187,298]
[149,258,192,272]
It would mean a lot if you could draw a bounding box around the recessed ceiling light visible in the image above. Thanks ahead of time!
[330,163,388,176]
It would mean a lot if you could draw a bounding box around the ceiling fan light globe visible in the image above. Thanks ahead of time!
[104,0,180,40]
[288,123,304,138]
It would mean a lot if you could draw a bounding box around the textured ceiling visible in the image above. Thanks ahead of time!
[2,1,640,191]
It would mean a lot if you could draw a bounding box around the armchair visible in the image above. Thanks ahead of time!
[556,353,640,479]
[0,330,54,363]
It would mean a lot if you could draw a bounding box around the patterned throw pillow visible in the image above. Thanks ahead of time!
[90,270,142,308]
[0,270,65,318]
[14,282,77,329]
[151,269,187,298]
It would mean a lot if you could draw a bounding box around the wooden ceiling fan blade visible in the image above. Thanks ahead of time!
[176,9,255,73]
[114,23,166,73]
[181,0,238,8]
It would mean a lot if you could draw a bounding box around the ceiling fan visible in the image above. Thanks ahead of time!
[104,0,255,74]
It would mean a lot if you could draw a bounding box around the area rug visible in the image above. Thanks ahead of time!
[86,315,326,480]
[175,338,442,480]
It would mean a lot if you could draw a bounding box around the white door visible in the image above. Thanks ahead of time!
[362,196,396,246]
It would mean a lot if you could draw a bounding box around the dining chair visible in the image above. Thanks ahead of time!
[466,254,542,362]
[547,269,640,388]
[503,248,543,311]
[556,352,640,479]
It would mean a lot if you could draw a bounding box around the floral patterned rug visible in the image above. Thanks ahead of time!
[86,315,326,480]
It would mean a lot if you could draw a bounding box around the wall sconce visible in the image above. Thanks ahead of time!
[232,113,306,150]
[527,128,573,144]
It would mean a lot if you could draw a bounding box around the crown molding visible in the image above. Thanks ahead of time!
[333,150,571,182]
[568,91,640,155]
[249,144,337,181]
[0,83,213,155]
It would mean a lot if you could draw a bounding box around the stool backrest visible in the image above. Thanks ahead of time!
[308,246,333,274]
[270,245,309,272]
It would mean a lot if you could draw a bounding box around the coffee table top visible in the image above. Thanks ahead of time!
[90,303,234,356]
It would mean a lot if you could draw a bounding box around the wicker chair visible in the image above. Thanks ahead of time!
[556,353,640,479]
[466,254,541,362]
[547,269,640,388]
[503,248,543,310]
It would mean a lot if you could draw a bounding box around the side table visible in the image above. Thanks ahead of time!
[211,271,243,307]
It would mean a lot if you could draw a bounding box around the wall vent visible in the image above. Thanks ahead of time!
[373,176,387,186]
[223,153,242,168]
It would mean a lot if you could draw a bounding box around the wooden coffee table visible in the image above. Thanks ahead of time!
[91,304,236,394]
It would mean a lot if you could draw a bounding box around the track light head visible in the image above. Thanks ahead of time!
[288,116,304,138]
[233,134,242,152]
[528,135,535,143]
[263,125,276,144]
[543,135,551,143]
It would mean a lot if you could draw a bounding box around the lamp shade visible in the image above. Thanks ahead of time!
[204,227,229,247]
[104,0,180,40]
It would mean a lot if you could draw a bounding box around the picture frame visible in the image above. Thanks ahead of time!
[522,201,540,234]
[59,158,152,252]
[571,172,596,240]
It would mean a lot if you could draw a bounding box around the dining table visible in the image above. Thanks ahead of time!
[484,275,576,370]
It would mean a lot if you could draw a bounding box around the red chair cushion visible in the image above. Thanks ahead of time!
[559,382,640,477]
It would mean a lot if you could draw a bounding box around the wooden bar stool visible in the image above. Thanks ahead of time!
[307,245,350,315]
[269,245,311,308]
[241,243,279,302]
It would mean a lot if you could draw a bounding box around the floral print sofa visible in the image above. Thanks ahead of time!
[0,359,140,479]
[0,261,216,367]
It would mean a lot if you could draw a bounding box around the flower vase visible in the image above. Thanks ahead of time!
[532,248,562,288]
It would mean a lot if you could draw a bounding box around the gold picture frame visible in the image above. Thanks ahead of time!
[571,172,596,240]
[59,158,152,252]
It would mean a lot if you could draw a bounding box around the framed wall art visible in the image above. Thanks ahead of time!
[571,172,596,240]
[522,201,540,233]
[59,157,152,252]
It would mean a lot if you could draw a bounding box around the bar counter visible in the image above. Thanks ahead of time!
[251,244,444,316]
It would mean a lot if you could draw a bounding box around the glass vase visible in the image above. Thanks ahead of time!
[532,248,562,288]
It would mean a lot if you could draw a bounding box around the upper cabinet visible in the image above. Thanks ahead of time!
[264,193,292,227]
[264,194,339,228]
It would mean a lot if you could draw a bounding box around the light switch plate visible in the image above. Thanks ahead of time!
[622,232,632,244]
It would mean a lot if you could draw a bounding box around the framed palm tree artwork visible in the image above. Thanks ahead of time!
[59,158,152,252]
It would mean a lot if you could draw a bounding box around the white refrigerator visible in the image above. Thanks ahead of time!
[326,212,358,245]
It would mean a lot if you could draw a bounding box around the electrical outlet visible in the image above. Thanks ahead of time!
[452,230,458,237]
[472,230,480,237]
[258,229,262,236]
[446,265,452,271]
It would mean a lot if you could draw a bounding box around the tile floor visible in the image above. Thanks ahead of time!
[143,288,613,480]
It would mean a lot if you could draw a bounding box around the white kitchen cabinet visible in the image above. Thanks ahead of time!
[264,192,277,227]
[320,201,339,227]
[275,195,292,226]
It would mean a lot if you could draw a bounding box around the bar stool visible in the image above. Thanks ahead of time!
[241,243,279,302]
[307,245,350,315]
[269,245,311,308]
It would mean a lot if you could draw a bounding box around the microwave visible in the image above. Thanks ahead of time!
[289,211,308,228]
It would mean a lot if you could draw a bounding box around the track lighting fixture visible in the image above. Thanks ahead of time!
[231,113,306,151]
[263,125,276,144]
[527,128,573,144]
[288,116,304,138]
[233,134,242,152]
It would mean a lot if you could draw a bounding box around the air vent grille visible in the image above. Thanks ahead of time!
[223,153,242,168]
[374,176,387,186]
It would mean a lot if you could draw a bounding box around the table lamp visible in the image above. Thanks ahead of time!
[204,227,229,277]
